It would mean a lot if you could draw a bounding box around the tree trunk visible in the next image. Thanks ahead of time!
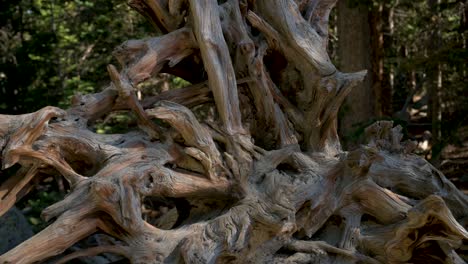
[427,0,443,165]
[0,1,467,263]
[369,2,392,118]
[337,0,374,147]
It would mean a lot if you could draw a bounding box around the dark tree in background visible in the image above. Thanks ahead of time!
[335,0,468,167]
[337,0,375,146]
[0,0,468,263]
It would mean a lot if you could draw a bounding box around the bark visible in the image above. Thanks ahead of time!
[0,0,467,263]
[337,1,374,146]
[369,2,392,118]
[427,0,443,165]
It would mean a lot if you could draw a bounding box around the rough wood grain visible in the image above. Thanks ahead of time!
[0,1,466,263]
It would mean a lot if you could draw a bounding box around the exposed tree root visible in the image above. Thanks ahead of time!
[0,0,466,263]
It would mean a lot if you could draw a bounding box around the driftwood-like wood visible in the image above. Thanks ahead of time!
[1,0,467,263]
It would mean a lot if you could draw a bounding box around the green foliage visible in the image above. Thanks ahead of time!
[94,112,137,134]
[22,190,64,233]
[171,76,192,88]
[0,0,152,114]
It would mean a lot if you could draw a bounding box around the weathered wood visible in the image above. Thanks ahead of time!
[128,0,186,32]
[146,100,223,179]
[108,64,162,139]
[0,210,100,264]
[0,1,466,263]
[0,166,37,216]
[188,0,244,135]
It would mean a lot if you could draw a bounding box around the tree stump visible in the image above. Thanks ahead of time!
[0,0,467,263]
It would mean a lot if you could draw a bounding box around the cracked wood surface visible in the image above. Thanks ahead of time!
[0,0,467,263]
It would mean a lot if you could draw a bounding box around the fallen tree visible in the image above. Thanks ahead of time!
[1,0,467,263]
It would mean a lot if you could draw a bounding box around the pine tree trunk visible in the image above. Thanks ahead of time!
[369,2,392,118]
[427,0,442,165]
[0,1,467,263]
[337,0,374,147]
